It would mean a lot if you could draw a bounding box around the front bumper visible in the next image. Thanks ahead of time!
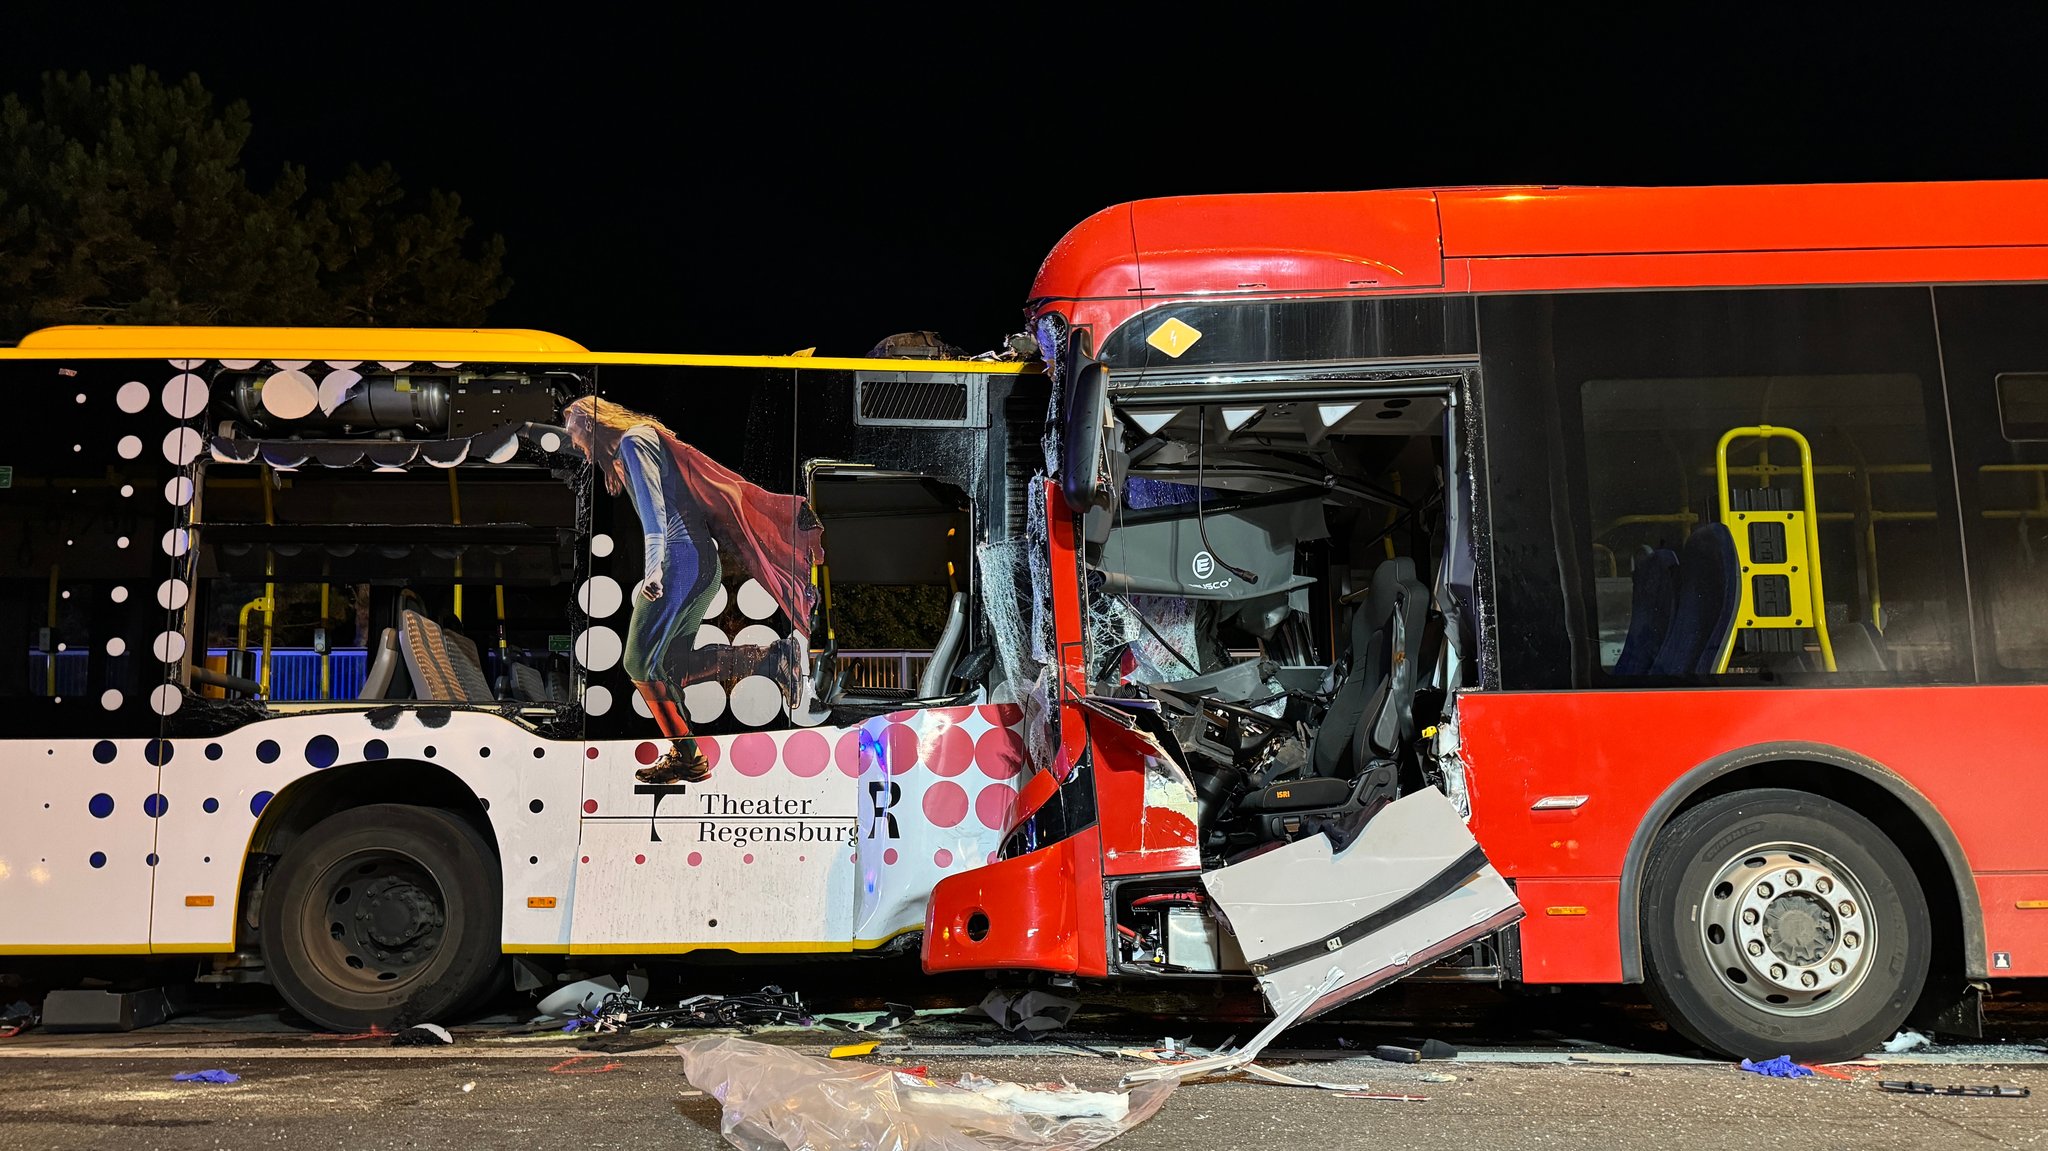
[922,826,1106,976]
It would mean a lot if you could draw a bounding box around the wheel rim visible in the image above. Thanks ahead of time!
[1697,840,1874,1017]
[296,847,450,996]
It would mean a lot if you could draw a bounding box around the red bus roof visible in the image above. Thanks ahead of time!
[1030,181,2048,307]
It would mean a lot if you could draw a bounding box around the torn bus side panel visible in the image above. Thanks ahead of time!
[1202,785,1524,1020]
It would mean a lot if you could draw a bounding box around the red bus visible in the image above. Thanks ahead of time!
[925,181,2048,1060]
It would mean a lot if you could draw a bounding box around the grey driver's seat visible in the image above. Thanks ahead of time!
[1234,557,1428,845]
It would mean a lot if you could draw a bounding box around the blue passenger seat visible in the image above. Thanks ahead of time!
[1650,524,1740,676]
[1614,546,1679,675]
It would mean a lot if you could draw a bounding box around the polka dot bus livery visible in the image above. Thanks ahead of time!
[0,327,1036,1030]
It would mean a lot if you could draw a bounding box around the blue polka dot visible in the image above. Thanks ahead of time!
[145,853,158,867]
[145,739,174,766]
[364,739,389,761]
[205,743,224,761]
[256,740,280,764]
[92,740,117,764]
[250,790,273,817]
[89,852,106,869]
[88,793,114,818]
[203,797,219,814]
[143,793,167,818]
[306,734,339,769]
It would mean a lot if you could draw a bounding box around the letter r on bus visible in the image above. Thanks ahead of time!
[867,780,901,839]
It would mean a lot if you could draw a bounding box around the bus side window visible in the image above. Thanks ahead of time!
[808,471,973,702]
[1488,288,1972,688]
[1933,285,2048,680]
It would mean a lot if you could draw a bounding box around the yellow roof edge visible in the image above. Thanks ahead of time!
[0,325,1036,374]
[14,324,591,356]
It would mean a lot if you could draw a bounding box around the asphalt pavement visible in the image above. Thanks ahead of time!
[0,975,2043,1150]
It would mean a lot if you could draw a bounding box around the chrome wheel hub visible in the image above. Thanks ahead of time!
[1699,842,1872,1016]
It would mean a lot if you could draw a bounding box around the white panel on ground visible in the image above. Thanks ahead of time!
[1206,786,1523,1022]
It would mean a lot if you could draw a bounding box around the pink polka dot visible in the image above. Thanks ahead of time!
[835,729,866,777]
[731,733,776,776]
[885,723,918,774]
[580,855,590,863]
[699,739,722,770]
[975,784,1018,831]
[926,724,975,777]
[923,780,969,827]
[743,853,754,864]
[935,848,955,868]
[883,847,899,865]
[687,851,703,866]
[634,742,660,765]
[974,727,1026,779]
[782,729,829,777]
[987,851,999,865]
[586,746,600,760]
[582,799,598,814]
[634,854,647,865]
[978,704,1024,728]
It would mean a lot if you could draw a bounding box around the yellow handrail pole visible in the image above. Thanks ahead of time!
[448,471,464,622]
[259,466,276,695]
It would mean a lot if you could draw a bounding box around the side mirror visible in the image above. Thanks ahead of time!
[1061,360,1114,515]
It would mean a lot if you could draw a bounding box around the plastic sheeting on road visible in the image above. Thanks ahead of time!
[677,1036,1173,1151]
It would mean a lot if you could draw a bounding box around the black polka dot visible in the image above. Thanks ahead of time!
[528,799,544,814]
[423,745,437,758]
[478,797,490,811]
[479,747,492,758]
[528,855,538,865]
[532,747,545,759]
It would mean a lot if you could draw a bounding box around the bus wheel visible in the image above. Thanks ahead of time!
[1640,788,1928,1062]
[261,803,502,1032]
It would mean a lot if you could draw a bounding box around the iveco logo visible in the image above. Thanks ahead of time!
[1191,551,1215,580]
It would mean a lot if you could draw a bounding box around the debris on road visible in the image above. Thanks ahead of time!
[978,989,1081,1036]
[1334,1092,1427,1102]
[830,1041,879,1059]
[678,1035,1173,1151]
[1878,1080,2030,1098]
[1881,1029,1933,1053]
[392,1023,454,1046]
[553,985,810,1037]
[1738,1055,1815,1078]
[0,1000,35,1038]
[1371,1045,1422,1064]
[172,1069,241,1084]
[461,1081,476,1093]
[536,974,649,1020]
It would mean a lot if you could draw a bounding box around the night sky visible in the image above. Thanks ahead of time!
[7,10,2046,357]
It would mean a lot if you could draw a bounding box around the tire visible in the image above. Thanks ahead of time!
[261,803,502,1032]
[1641,788,1929,1062]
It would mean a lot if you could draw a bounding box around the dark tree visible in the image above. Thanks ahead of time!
[0,68,508,340]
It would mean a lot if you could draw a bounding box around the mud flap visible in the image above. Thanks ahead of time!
[1125,787,1521,1084]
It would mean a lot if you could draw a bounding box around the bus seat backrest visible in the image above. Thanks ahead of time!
[1650,525,1739,676]
[1614,548,1680,675]
[358,627,400,699]
[1834,621,1890,672]
[442,629,496,702]
[400,609,469,702]
[511,663,549,702]
[1311,558,1423,779]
